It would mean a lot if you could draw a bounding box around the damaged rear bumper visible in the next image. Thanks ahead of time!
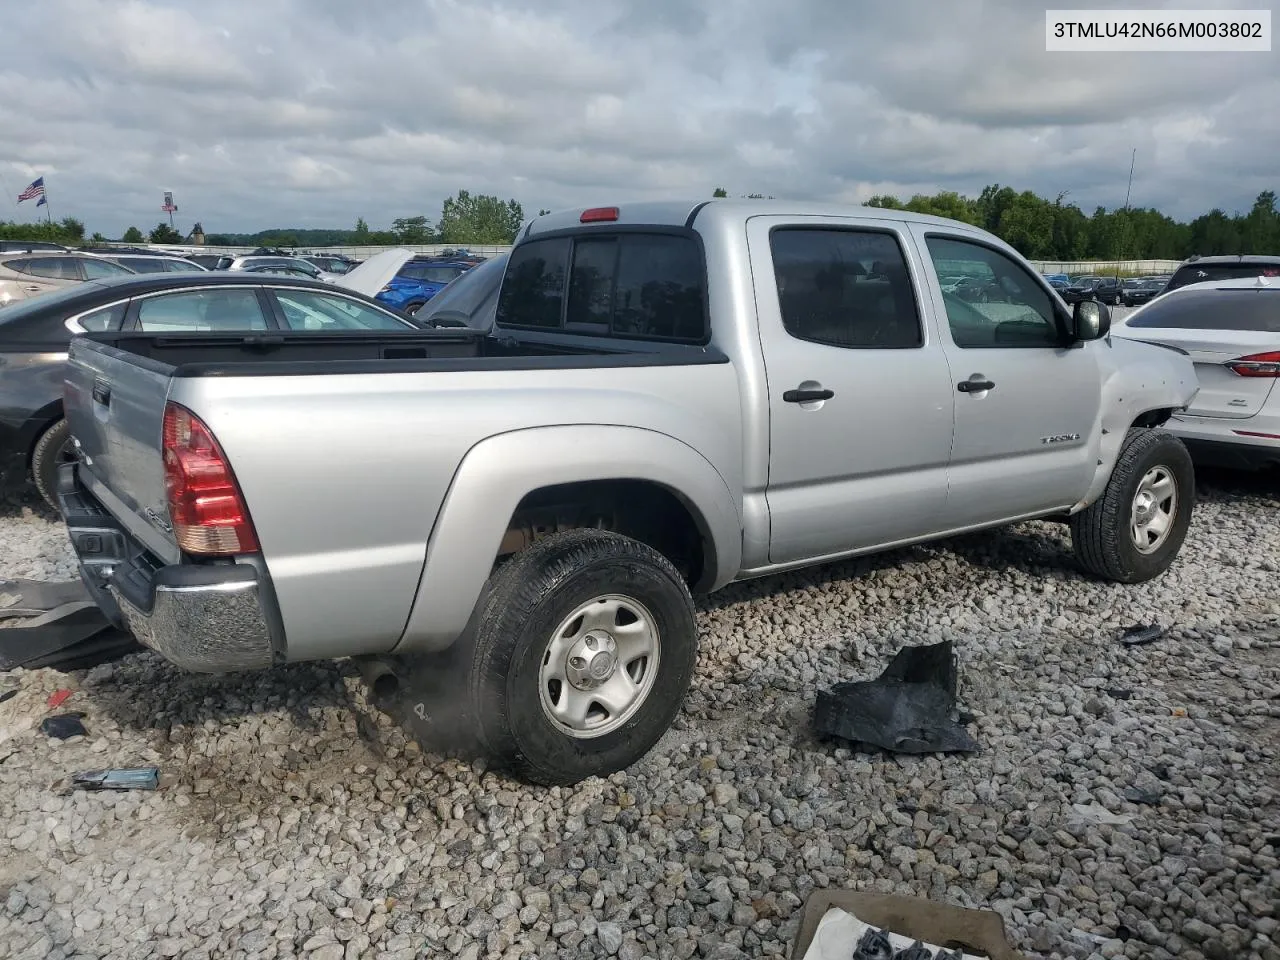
[57,463,279,673]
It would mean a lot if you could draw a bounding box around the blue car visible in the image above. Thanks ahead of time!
[376,258,479,316]
[1042,273,1070,291]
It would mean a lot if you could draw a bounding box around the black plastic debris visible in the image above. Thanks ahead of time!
[0,689,16,704]
[894,941,935,960]
[852,926,895,960]
[41,713,87,739]
[1122,785,1163,805]
[0,600,140,673]
[1105,688,1133,700]
[70,767,160,791]
[813,641,980,755]
[1118,623,1166,646]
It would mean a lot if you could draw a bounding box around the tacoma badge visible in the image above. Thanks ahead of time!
[1040,433,1081,445]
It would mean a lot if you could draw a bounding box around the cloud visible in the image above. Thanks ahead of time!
[0,0,1272,236]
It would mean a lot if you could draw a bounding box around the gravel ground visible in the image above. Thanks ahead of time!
[1,469,1277,960]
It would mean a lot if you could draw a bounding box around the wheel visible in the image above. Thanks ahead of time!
[1070,428,1195,583]
[461,529,697,785]
[31,418,74,512]
[404,301,426,317]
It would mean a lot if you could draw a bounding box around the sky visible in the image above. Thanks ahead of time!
[1,0,1276,237]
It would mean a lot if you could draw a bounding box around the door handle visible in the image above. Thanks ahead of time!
[783,387,835,403]
[23,284,41,293]
[92,379,111,406]
[957,378,995,393]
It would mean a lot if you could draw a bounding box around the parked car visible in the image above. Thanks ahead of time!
[0,252,135,307]
[0,265,416,508]
[376,257,478,316]
[183,254,224,270]
[1042,273,1070,289]
[412,251,508,331]
[1161,255,1280,295]
[1061,275,1121,305]
[214,255,328,278]
[58,200,1198,785]
[97,252,209,274]
[1113,275,1279,470]
[1120,278,1161,307]
[304,254,358,275]
[952,276,1008,303]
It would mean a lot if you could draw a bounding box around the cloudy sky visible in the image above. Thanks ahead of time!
[1,0,1275,236]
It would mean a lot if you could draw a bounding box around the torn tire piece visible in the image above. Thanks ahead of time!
[1118,623,1166,646]
[813,641,980,755]
[0,579,92,619]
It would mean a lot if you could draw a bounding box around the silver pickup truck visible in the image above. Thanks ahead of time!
[59,200,1199,785]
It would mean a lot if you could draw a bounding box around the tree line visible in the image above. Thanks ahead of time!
[859,185,1279,261]
[4,185,1276,259]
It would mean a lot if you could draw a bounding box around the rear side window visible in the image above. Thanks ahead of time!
[1126,290,1280,332]
[25,257,81,280]
[1168,262,1280,291]
[118,258,165,273]
[136,289,269,331]
[75,303,126,332]
[498,233,706,342]
[498,238,570,329]
[770,228,922,348]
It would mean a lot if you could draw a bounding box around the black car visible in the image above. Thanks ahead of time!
[1161,255,1280,295]
[1121,278,1161,307]
[0,273,419,508]
[1061,275,1122,306]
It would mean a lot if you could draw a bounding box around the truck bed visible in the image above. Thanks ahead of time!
[80,329,727,376]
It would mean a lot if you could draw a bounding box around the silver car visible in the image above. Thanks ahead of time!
[0,252,135,307]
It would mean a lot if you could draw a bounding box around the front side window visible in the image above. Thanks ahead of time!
[925,236,1063,348]
[136,289,269,331]
[273,289,412,330]
[770,228,922,348]
[81,257,134,279]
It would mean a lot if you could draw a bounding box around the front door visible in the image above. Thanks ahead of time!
[912,228,1103,527]
[749,216,956,565]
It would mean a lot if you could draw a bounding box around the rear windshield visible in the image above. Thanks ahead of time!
[1167,262,1280,291]
[1125,290,1280,332]
[496,232,707,343]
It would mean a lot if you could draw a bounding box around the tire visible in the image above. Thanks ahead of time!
[404,301,426,317]
[31,418,73,512]
[1070,428,1195,583]
[460,529,698,786]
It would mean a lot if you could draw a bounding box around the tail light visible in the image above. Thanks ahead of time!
[580,206,619,223]
[1226,351,1280,377]
[162,402,259,555]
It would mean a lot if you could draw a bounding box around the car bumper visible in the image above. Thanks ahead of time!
[1166,413,1280,471]
[58,463,280,673]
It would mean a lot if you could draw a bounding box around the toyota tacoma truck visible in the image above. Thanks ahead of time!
[58,200,1199,785]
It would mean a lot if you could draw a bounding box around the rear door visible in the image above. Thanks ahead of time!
[913,228,1102,526]
[5,256,79,300]
[1119,288,1279,419]
[749,216,955,563]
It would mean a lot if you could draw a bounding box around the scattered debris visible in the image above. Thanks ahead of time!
[47,689,73,709]
[0,578,92,619]
[40,714,87,740]
[794,891,1024,960]
[1117,623,1166,646]
[813,641,979,754]
[1171,707,1188,718]
[0,600,140,673]
[69,767,160,792]
[0,689,15,704]
[1105,688,1133,700]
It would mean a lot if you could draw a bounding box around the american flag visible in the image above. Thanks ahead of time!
[17,177,44,203]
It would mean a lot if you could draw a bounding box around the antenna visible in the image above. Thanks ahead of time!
[1119,148,1136,280]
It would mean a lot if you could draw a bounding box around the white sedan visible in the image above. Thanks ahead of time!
[1112,276,1279,470]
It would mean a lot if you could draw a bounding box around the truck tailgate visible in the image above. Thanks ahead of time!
[65,338,180,562]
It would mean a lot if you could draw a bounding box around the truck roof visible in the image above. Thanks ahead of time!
[521,198,993,240]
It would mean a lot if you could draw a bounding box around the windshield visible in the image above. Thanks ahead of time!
[1167,262,1280,291]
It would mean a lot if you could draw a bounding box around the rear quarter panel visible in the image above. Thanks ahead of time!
[170,360,744,660]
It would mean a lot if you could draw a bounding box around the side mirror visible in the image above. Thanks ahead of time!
[1072,299,1111,341]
